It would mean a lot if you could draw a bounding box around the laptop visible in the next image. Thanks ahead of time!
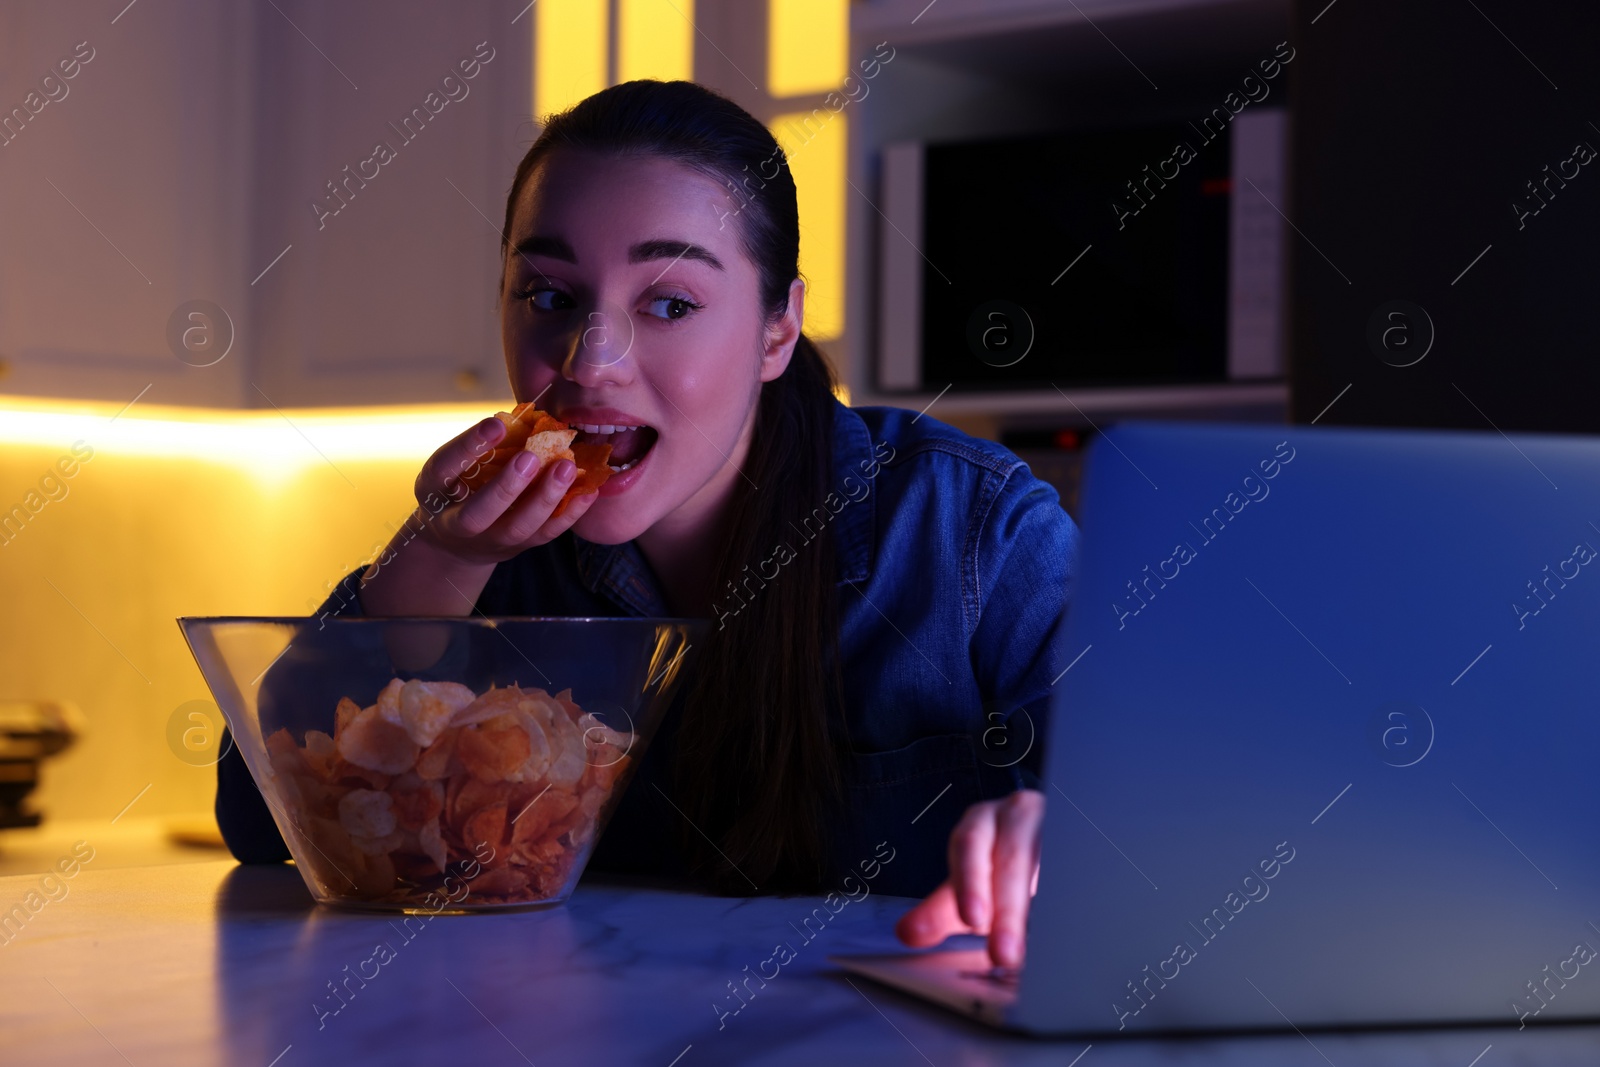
[834,419,1600,1035]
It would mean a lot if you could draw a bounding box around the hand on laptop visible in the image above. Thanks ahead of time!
[894,789,1043,969]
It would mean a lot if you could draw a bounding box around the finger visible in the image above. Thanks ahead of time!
[949,801,998,933]
[541,478,601,532]
[495,458,584,543]
[894,881,967,948]
[989,790,1046,969]
[421,417,505,498]
[451,448,543,536]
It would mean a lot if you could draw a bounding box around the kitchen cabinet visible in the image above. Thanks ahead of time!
[0,0,256,408]
[0,0,527,409]
[248,1,526,408]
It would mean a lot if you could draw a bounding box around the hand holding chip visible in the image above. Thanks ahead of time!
[415,405,608,566]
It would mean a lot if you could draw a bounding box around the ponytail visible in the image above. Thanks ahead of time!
[671,333,846,892]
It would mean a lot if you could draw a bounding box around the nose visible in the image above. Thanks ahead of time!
[562,305,635,388]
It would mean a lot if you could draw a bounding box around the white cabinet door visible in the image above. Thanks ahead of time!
[0,0,256,408]
[0,0,530,409]
[250,0,529,407]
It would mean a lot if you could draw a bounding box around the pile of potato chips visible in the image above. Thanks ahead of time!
[264,678,634,907]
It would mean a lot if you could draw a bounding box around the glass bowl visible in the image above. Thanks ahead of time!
[179,616,705,912]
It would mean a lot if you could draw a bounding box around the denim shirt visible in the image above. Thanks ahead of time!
[215,399,1081,898]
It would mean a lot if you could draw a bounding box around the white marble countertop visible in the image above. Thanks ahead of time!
[0,816,228,878]
[0,860,1594,1065]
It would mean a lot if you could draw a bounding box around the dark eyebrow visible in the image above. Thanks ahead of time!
[509,235,725,272]
[629,238,725,272]
[511,235,577,262]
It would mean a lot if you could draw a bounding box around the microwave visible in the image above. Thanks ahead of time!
[876,108,1287,392]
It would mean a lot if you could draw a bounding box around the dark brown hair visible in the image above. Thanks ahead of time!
[498,80,846,892]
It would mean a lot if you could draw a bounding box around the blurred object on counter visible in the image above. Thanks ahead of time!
[0,701,83,828]
[164,813,226,850]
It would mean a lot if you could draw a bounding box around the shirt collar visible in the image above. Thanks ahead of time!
[572,537,667,617]
[572,397,879,612]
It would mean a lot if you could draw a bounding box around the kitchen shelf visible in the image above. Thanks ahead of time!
[841,0,1294,436]
[855,379,1288,421]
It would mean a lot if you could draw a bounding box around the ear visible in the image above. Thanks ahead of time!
[758,277,806,383]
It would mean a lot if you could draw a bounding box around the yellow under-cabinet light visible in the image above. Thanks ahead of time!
[768,0,848,97]
[536,0,609,119]
[771,109,847,340]
[0,395,500,483]
[619,0,694,83]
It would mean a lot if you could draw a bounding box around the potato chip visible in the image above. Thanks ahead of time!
[568,443,614,494]
[265,727,297,758]
[462,801,509,858]
[449,776,513,825]
[415,726,459,780]
[397,679,475,747]
[303,815,356,872]
[504,709,552,782]
[418,817,448,873]
[457,715,532,782]
[460,404,549,489]
[525,427,578,467]
[337,705,421,775]
[391,850,441,882]
[544,717,587,789]
[470,866,531,897]
[333,697,361,739]
[510,787,578,847]
[452,686,527,727]
[328,758,391,792]
[551,442,613,518]
[388,772,444,830]
[350,828,406,857]
[338,788,397,839]
[350,848,397,897]
[303,729,337,776]
[374,677,405,724]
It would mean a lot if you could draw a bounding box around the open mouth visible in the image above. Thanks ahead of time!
[570,422,659,473]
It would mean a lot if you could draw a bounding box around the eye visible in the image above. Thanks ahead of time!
[643,293,704,322]
[513,286,574,312]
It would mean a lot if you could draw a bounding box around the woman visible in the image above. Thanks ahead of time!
[217,79,1077,969]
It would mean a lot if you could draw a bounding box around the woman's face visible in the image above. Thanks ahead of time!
[499,148,798,546]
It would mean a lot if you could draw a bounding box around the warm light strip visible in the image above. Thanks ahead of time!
[536,0,609,119]
[771,109,847,340]
[618,0,693,83]
[0,396,503,467]
[767,0,848,97]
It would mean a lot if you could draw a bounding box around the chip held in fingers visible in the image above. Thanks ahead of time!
[460,403,613,513]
